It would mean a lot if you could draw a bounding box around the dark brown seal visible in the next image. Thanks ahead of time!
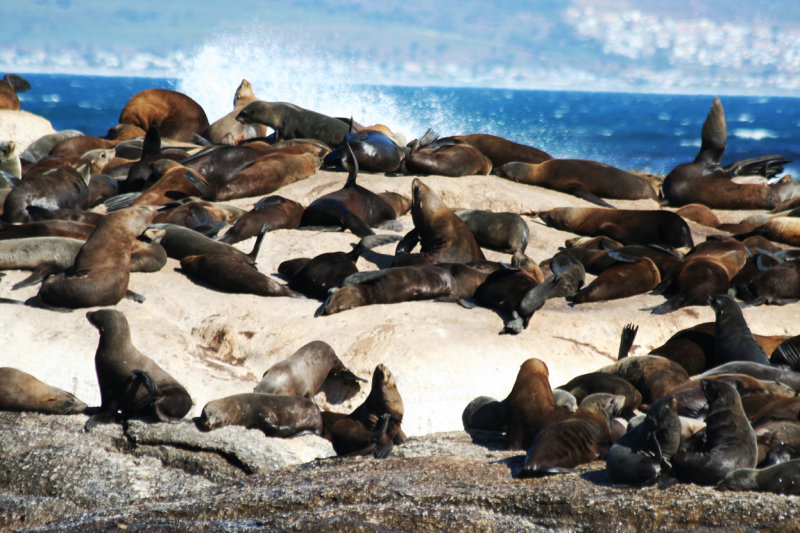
[673,379,758,485]
[0,367,87,414]
[199,393,322,437]
[474,270,561,334]
[85,309,192,430]
[708,293,771,366]
[503,358,572,450]
[3,165,89,223]
[236,100,350,147]
[720,459,800,495]
[599,355,690,405]
[0,74,31,110]
[556,372,642,417]
[323,130,406,173]
[497,159,658,207]
[254,340,362,398]
[453,209,532,267]
[38,206,156,308]
[537,207,694,249]
[321,364,405,458]
[215,151,320,201]
[566,253,661,304]
[451,133,551,166]
[393,178,485,265]
[118,88,209,143]
[401,132,492,177]
[220,196,304,244]
[180,252,301,298]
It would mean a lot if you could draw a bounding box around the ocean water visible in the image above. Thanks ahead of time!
[16,72,800,178]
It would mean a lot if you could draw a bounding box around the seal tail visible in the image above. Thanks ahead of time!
[346,233,403,261]
[724,154,790,178]
[618,323,639,360]
[248,222,271,262]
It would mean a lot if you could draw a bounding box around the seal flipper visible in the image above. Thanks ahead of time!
[562,183,615,208]
[247,223,271,262]
[772,341,800,371]
[12,263,62,290]
[124,290,146,303]
[182,170,215,200]
[618,323,639,360]
[395,228,420,256]
[104,192,142,212]
[519,276,563,320]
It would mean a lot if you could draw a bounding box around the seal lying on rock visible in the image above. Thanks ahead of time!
[199,393,323,437]
[0,367,87,415]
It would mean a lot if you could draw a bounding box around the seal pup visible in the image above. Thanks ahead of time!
[0,73,31,110]
[516,394,623,476]
[38,206,156,308]
[462,396,508,433]
[199,393,322,437]
[393,178,485,265]
[708,294,770,366]
[85,309,192,430]
[503,358,572,450]
[496,159,658,207]
[236,100,350,147]
[0,367,87,415]
[536,207,694,249]
[117,88,209,143]
[719,459,800,495]
[254,340,363,399]
[606,397,682,486]
[556,372,643,417]
[672,380,757,485]
[0,140,21,182]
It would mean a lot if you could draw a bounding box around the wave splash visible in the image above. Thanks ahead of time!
[172,29,468,141]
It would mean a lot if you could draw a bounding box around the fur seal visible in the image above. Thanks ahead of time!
[0,74,31,110]
[322,364,405,458]
[254,340,362,398]
[19,130,83,164]
[672,380,757,485]
[180,251,301,298]
[450,133,551,166]
[497,159,658,207]
[599,355,690,405]
[85,309,192,430]
[556,372,643,417]
[204,79,267,144]
[454,209,533,267]
[606,397,682,486]
[324,130,406,173]
[300,143,410,236]
[393,178,485,265]
[699,361,800,393]
[474,270,561,334]
[401,132,492,177]
[708,294,771,366]
[219,196,304,244]
[503,358,573,450]
[3,165,90,223]
[566,253,661,304]
[662,97,788,209]
[151,197,244,232]
[462,396,508,432]
[38,206,156,308]
[199,393,322,437]
[733,252,800,306]
[215,151,321,202]
[537,207,694,249]
[517,394,622,476]
[0,367,87,414]
[151,222,262,262]
[118,88,209,143]
[236,100,349,147]
[719,459,800,495]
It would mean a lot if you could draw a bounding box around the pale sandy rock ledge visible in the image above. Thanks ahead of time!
[1,170,797,438]
[0,110,56,153]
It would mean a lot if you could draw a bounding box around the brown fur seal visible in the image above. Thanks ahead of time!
[322,364,405,458]
[300,143,410,236]
[537,207,694,249]
[662,97,784,209]
[219,196,304,244]
[672,380,757,485]
[254,340,362,398]
[497,159,658,207]
[127,160,208,207]
[118,88,209,143]
[607,397,682,485]
[393,178,485,265]
[236,100,349,147]
[474,270,561,334]
[38,206,156,308]
[566,253,661,304]
[0,219,96,240]
[199,393,322,437]
[708,293,771,366]
[556,372,643,417]
[323,130,406,173]
[401,132,492,177]
[151,222,262,262]
[85,309,192,430]
[151,197,244,231]
[517,394,622,476]
[451,133,551,166]
[719,459,800,495]
[204,79,267,144]
[0,367,87,414]
[503,358,572,450]
[214,151,320,201]
[3,165,90,223]
[454,208,533,267]
[0,74,31,110]
[180,251,301,298]
[599,355,690,405]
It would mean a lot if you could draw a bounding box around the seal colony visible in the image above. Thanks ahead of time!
[1,77,800,503]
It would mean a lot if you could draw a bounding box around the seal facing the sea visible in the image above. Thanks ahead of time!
[85,309,192,430]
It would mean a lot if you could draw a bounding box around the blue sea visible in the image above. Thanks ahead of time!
[16,73,800,178]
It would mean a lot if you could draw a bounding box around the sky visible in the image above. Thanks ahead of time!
[2,1,800,95]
